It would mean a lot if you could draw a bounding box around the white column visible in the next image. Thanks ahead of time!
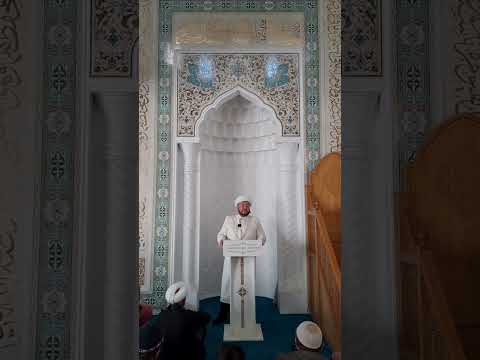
[94,92,139,360]
[180,142,200,309]
[277,142,306,313]
[342,91,398,360]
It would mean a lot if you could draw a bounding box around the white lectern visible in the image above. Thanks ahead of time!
[223,240,264,341]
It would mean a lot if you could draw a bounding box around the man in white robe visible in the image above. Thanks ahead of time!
[213,195,266,325]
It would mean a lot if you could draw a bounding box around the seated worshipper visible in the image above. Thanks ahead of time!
[139,306,162,360]
[276,321,329,360]
[139,281,211,360]
[217,343,246,360]
[214,195,266,325]
[139,303,153,327]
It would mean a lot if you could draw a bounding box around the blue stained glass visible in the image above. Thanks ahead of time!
[187,57,215,89]
[265,62,290,88]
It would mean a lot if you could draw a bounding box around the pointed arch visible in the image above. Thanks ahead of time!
[194,85,283,139]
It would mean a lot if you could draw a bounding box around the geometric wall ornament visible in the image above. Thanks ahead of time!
[139,78,156,292]
[177,53,300,137]
[395,0,430,168]
[140,0,342,312]
[90,0,139,77]
[342,0,382,76]
[138,257,146,287]
[326,0,342,153]
[451,0,480,115]
[139,81,151,150]
[38,0,77,358]
[40,289,67,320]
[0,0,22,112]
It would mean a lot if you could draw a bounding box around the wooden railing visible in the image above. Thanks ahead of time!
[399,244,466,360]
[306,186,341,351]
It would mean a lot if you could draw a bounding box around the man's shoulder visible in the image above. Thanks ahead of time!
[248,215,261,223]
[182,309,210,325]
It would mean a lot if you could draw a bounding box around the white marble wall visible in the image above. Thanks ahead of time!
[88,92,139,359]
[340,1,398,357]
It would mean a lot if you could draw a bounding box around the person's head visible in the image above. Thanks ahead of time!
[234,195,251,217]
[294,321,323,352]
[217,344,245,360]
[165,281,187,308]
[138,303,153,327]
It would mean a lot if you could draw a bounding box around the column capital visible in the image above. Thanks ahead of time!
[180,142,201,172]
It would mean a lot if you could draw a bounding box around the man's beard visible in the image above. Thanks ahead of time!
[238,209,250,217]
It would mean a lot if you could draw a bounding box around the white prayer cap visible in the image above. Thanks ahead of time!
[234,195,250,207]
[296,321,323,350]
[165,281,187,304]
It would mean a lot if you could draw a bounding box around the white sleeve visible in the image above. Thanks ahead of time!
[256,219,266,245]
[217,216,229,245]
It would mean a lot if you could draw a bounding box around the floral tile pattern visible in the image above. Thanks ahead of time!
[396,0,430,167]
[342,0,382,76]
[38,0,77,358]
[91,0,139,77]
[177,54,300,137]
[452,0,480,115]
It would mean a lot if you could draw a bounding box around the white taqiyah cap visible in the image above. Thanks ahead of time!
[234,195,250,207]
[165,281,187,304]
[296,321,323,350]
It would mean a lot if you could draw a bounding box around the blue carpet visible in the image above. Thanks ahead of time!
[199,297,333,360]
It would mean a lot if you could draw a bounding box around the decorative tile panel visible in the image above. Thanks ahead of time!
[396,0,430,167]
[90,0,139,77]
[177,54,300,137]
[327,0,342,152]
[173,12,305,47]
[0,0,21,112]
[451,0,480,115]
[37,0,77,358]
[139,257,145,287]
[139,82,151,150]
[342,0,382,76]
